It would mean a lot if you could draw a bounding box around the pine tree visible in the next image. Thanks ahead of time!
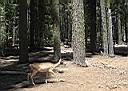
[72,0,88,66]
[51,0,61,62]
[89,0,97,54]
[117,1,122,44]
[126,0,128,44]
[107,0,114,57]
[19,0,29,63]
[100,0,109,56]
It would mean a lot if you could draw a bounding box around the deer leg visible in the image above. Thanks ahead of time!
[30,71,38,86]
[45,79,48,83]
[49,69,57,79]
[45,71,49,83]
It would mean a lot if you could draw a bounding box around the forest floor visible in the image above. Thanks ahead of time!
[1,47,128,91]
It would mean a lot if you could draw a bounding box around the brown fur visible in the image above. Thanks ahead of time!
[28,59,61,85]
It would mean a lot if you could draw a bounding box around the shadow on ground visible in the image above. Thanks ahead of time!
[0,62,28,91]
[0,61,55,91]
[0,46,100,91]
[0,49,74,91]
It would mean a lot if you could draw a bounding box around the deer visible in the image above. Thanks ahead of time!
[28,59,62,85]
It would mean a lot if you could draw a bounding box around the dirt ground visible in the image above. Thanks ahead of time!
[8,55,128,91]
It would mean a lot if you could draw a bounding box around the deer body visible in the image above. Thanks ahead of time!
[28,59,61,85]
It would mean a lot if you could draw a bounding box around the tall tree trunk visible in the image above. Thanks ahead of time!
[0,1,6,56]
[51,0,61,62]
[100,0,108,56]
[35,0,40,48]
[12,17,16,46]
[126,0,128,44]
[127,19,128,45]
[30,0,35,51]
[60,4,64,41]
[19,0,29,63]
[72,0,88,66]
[89,0,97,54]
[117,13,123,44]
[38,0,45,47]
[107,0,114,57]
[127,21,128,45]
[67,4,72,43]
[64,7,68,41]
[116,0,123,45]
[108,8,114,57]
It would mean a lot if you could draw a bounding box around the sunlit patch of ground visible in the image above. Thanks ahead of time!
[11,55,128,91]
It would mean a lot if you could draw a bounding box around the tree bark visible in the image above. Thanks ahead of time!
[117,13,123,45]
[72,0,88,66]
[0,1,6,56]
[108,9,114,57]
[19,0,29,63]
[100,0,109,56]
[51,0,61,62]
[30,0,35,51]
[34,0,41,48]
[126,0,128,44]
[89,0,97,54]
